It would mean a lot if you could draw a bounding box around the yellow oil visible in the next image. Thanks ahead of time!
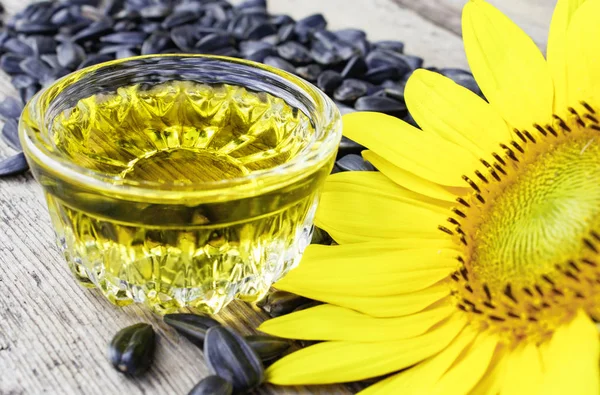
[42,81,331,314]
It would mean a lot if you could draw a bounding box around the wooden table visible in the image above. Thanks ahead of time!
[0,1,554,394]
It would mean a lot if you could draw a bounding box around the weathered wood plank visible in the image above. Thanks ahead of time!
[392,0,555,52]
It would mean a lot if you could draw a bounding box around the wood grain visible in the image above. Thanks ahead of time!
[0,0,556,394]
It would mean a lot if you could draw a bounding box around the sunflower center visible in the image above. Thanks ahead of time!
[446,105,600,343]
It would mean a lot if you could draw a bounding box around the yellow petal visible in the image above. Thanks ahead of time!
[277,247,458,296]
[462,0,553,129]
[358,324,478,395]
[362,150,465,202]
[565,0,600,108]
[430,332,498,395]
[316,172,449,243]
[467,345,508,394]
[266,314,466,385]
[539,311,599,395]
[547,0,587,113]
[405,69,512,159]
[499,342,543,395]
[342,112,479,187]
[259,300,454,342]
[274,283,451,318]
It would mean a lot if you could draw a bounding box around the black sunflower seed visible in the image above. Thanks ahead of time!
[245,335,292,363]
[162,11,201,29]
[373,40,405,54]
[11,74,37,89]
[292,300,324,312]
[245,22,276,40]
[365,49,413,74]
[439,68,482,95]
[98,44,137,55]
[310,226,333,245]
[244,47,275,62]
[334,28,366,43]
[113,20,137,32]
[336,154,376,172]
[57,42,86,69]
[78,53,113,69]
[194,33,233,52]
[188,375,233,395]
[19,57,52,80]
[310,40,342,66]
[276,41,312,64]
[270,14,294,26]
[0,153,28,177]
[204,327,264,392]
[341,55,367,79]
[333,79,368,102]
[116,49,137,59]
[40,54,62,69]
[0,54,26,74]
[295,63,321,81]
[141,22,161,34]
[317,70,342,94]
[365,65,401,84]
[354,96,407,116]
[163,313,221,348]
[71,20,112,43]
[259,290,311,317]
[140,4,171,20]
[1,119,20,150]
[141,31,171,55]
[312,30,356,60]
[277,23,295,43]
[108,323,156,376]
[0,97,23,120]
[19,84,41,104]
[2,38,34,56]
[24,35,57,55]
[170,25,196,51]
[338,136,365,157]
[294,13,326,42]
[100,31,147,45]
[263,56,295,74]
[14,21,58,35]
[51,8,74,25]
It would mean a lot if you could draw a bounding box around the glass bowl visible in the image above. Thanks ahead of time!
[19,55,341,314]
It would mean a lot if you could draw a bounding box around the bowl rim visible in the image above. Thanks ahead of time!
[19,54,342,203]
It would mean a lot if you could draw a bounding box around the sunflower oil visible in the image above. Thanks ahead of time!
[43,81,330,314]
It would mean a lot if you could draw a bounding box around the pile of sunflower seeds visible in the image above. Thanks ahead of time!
[109,314,293,394]
[0,0,482,177]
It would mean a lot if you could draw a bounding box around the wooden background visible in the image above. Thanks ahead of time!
[0,1,555,394]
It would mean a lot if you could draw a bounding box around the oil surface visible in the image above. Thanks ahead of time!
[44,81,327,314]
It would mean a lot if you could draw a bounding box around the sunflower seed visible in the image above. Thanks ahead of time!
[310,40,342,66]
[103,0,124,16]
[336,154,376,172]
[19,57,52,80]
[277,23,295,42]
[310,226,333,245]
[294,13,326,42]
[439,68,482,95]
[163,313,221,348]
[162,11,201,29]
[116,49,137,59]
[341,55,367,79]
[270,14,294,26]
[11,74,37,89]
[0,152,28,177]
[245,22,276,40]
[276,41,312,64]
[100,31,147,45]
[57,42,86,69]
[98,44,137,55]
[373,40,405,54]
[194,33,233,52]
[108,323,156,376]
[141,22,161,34]
[0,98,23,119]
[141,31,171,55]
[263,56,295,73]
[2,38,34,56]
[51,7,74,25]
[1,119,20,150]
[245,335,292,363]
[206,3,229,22]
[334,28,367,43]
[71,20,112,42]
[170,25,196,51]
[333,79,368,102]
[366,49,413,74]
[365,65,401,84]
[114,9,140,20]
[312,30,356,60]
[113,20,137,32]
[19,84,41,104]
[23,35,57,55]
[260,290,311,317]
[354,96,407,116]
[0,54,26,74]
[295,63,321,81]
[188,375,233,395]
[317,70,342,94]
[204,327,264,392]
[14,21,57,35]
[140,4,171,20]
[78,53,113,69]
[293,300,324,312]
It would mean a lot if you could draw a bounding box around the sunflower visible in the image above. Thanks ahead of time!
[257,0,600,393]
